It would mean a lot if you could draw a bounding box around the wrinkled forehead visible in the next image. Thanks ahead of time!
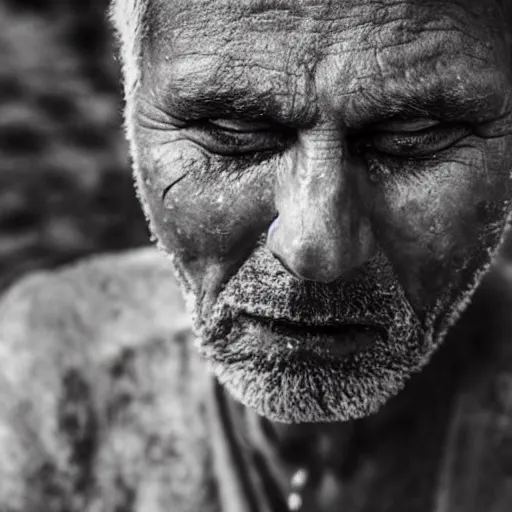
[144,0,509,57]
[134,0,512,126]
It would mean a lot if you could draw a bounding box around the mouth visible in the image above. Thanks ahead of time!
[239,312,386,359]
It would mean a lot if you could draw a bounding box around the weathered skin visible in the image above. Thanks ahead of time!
[117,0,512,422]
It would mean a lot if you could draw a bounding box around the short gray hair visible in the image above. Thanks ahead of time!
[109,0,150,100]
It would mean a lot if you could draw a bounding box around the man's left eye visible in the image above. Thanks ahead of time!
[367,121,472,158]
[186,118,286,155]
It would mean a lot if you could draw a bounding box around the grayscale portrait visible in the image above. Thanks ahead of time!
[1,0,512,511]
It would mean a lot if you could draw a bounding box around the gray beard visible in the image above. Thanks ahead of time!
[194,246,435,423]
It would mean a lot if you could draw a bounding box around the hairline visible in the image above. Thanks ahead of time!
[109,0,151,100]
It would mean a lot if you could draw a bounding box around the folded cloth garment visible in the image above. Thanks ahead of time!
[0,248,217,512]
[1,247,512,512]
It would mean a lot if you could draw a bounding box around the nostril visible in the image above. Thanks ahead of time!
[271,249,339,282]
[271,243,348,283]
[271,251,302,280]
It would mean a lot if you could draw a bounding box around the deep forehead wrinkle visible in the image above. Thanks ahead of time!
[145,50,511,129]
[149,53,318,126]
[138,0,512,130]
[146,0,508,35]
[143,0,511,76]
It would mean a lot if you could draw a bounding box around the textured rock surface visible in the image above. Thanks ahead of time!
[0,248,218,512]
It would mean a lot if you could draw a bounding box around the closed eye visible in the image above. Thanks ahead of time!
[208,118,275,132]
[184,118,289,156]
[358,118,473,158]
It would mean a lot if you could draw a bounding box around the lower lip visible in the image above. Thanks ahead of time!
[239,313,382,358]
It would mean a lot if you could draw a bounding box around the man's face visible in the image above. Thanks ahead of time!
[127,0,512,422]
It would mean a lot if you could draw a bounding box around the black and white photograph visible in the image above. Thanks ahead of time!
[1,1,512,511]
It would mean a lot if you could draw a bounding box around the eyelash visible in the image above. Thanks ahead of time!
[359,124,473,159]
[186,121,288,156]
[187,119,472,161]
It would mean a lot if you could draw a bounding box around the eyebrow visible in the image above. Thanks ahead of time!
[346,65,512,130]
[170,90,279,120]
[161,61,510,129]
[164,86,317,127]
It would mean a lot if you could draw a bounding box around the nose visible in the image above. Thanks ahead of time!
[267,128,376,282]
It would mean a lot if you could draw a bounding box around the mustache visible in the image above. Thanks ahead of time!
[205,245,422,337]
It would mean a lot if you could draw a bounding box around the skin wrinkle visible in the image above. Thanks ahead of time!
[154,8,508,127]
[112,0,512,423]
[112,0,510,95]
[160,51,317,126]
[161,173,188,202]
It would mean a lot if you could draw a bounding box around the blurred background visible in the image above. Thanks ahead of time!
[0,0,149,294]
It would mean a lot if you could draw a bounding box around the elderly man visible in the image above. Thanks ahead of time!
[1,0,512,510]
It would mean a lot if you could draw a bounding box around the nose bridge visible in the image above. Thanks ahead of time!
[284,131,349,230]
[268,128,375,282]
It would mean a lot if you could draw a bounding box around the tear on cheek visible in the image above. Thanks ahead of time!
[141,142,212,204]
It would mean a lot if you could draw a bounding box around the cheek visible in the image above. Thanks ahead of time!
[371,143,512,320]
[136,140,277,282]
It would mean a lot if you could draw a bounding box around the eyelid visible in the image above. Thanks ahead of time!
[373,118,441,133]
[368,124,471,159]
[184,118,287,156]
[208,118,273,132]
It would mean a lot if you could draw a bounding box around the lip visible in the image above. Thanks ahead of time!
[239,312,386,358]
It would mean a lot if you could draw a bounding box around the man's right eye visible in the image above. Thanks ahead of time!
[185,118,287,156]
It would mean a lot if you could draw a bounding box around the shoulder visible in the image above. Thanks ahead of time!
[0,248,217,512]
[0,246,188,341]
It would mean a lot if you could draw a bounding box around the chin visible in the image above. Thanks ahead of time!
[197,313,430,423]
[188,246,491,423]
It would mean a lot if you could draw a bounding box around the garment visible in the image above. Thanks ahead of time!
[0,247,511,511]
